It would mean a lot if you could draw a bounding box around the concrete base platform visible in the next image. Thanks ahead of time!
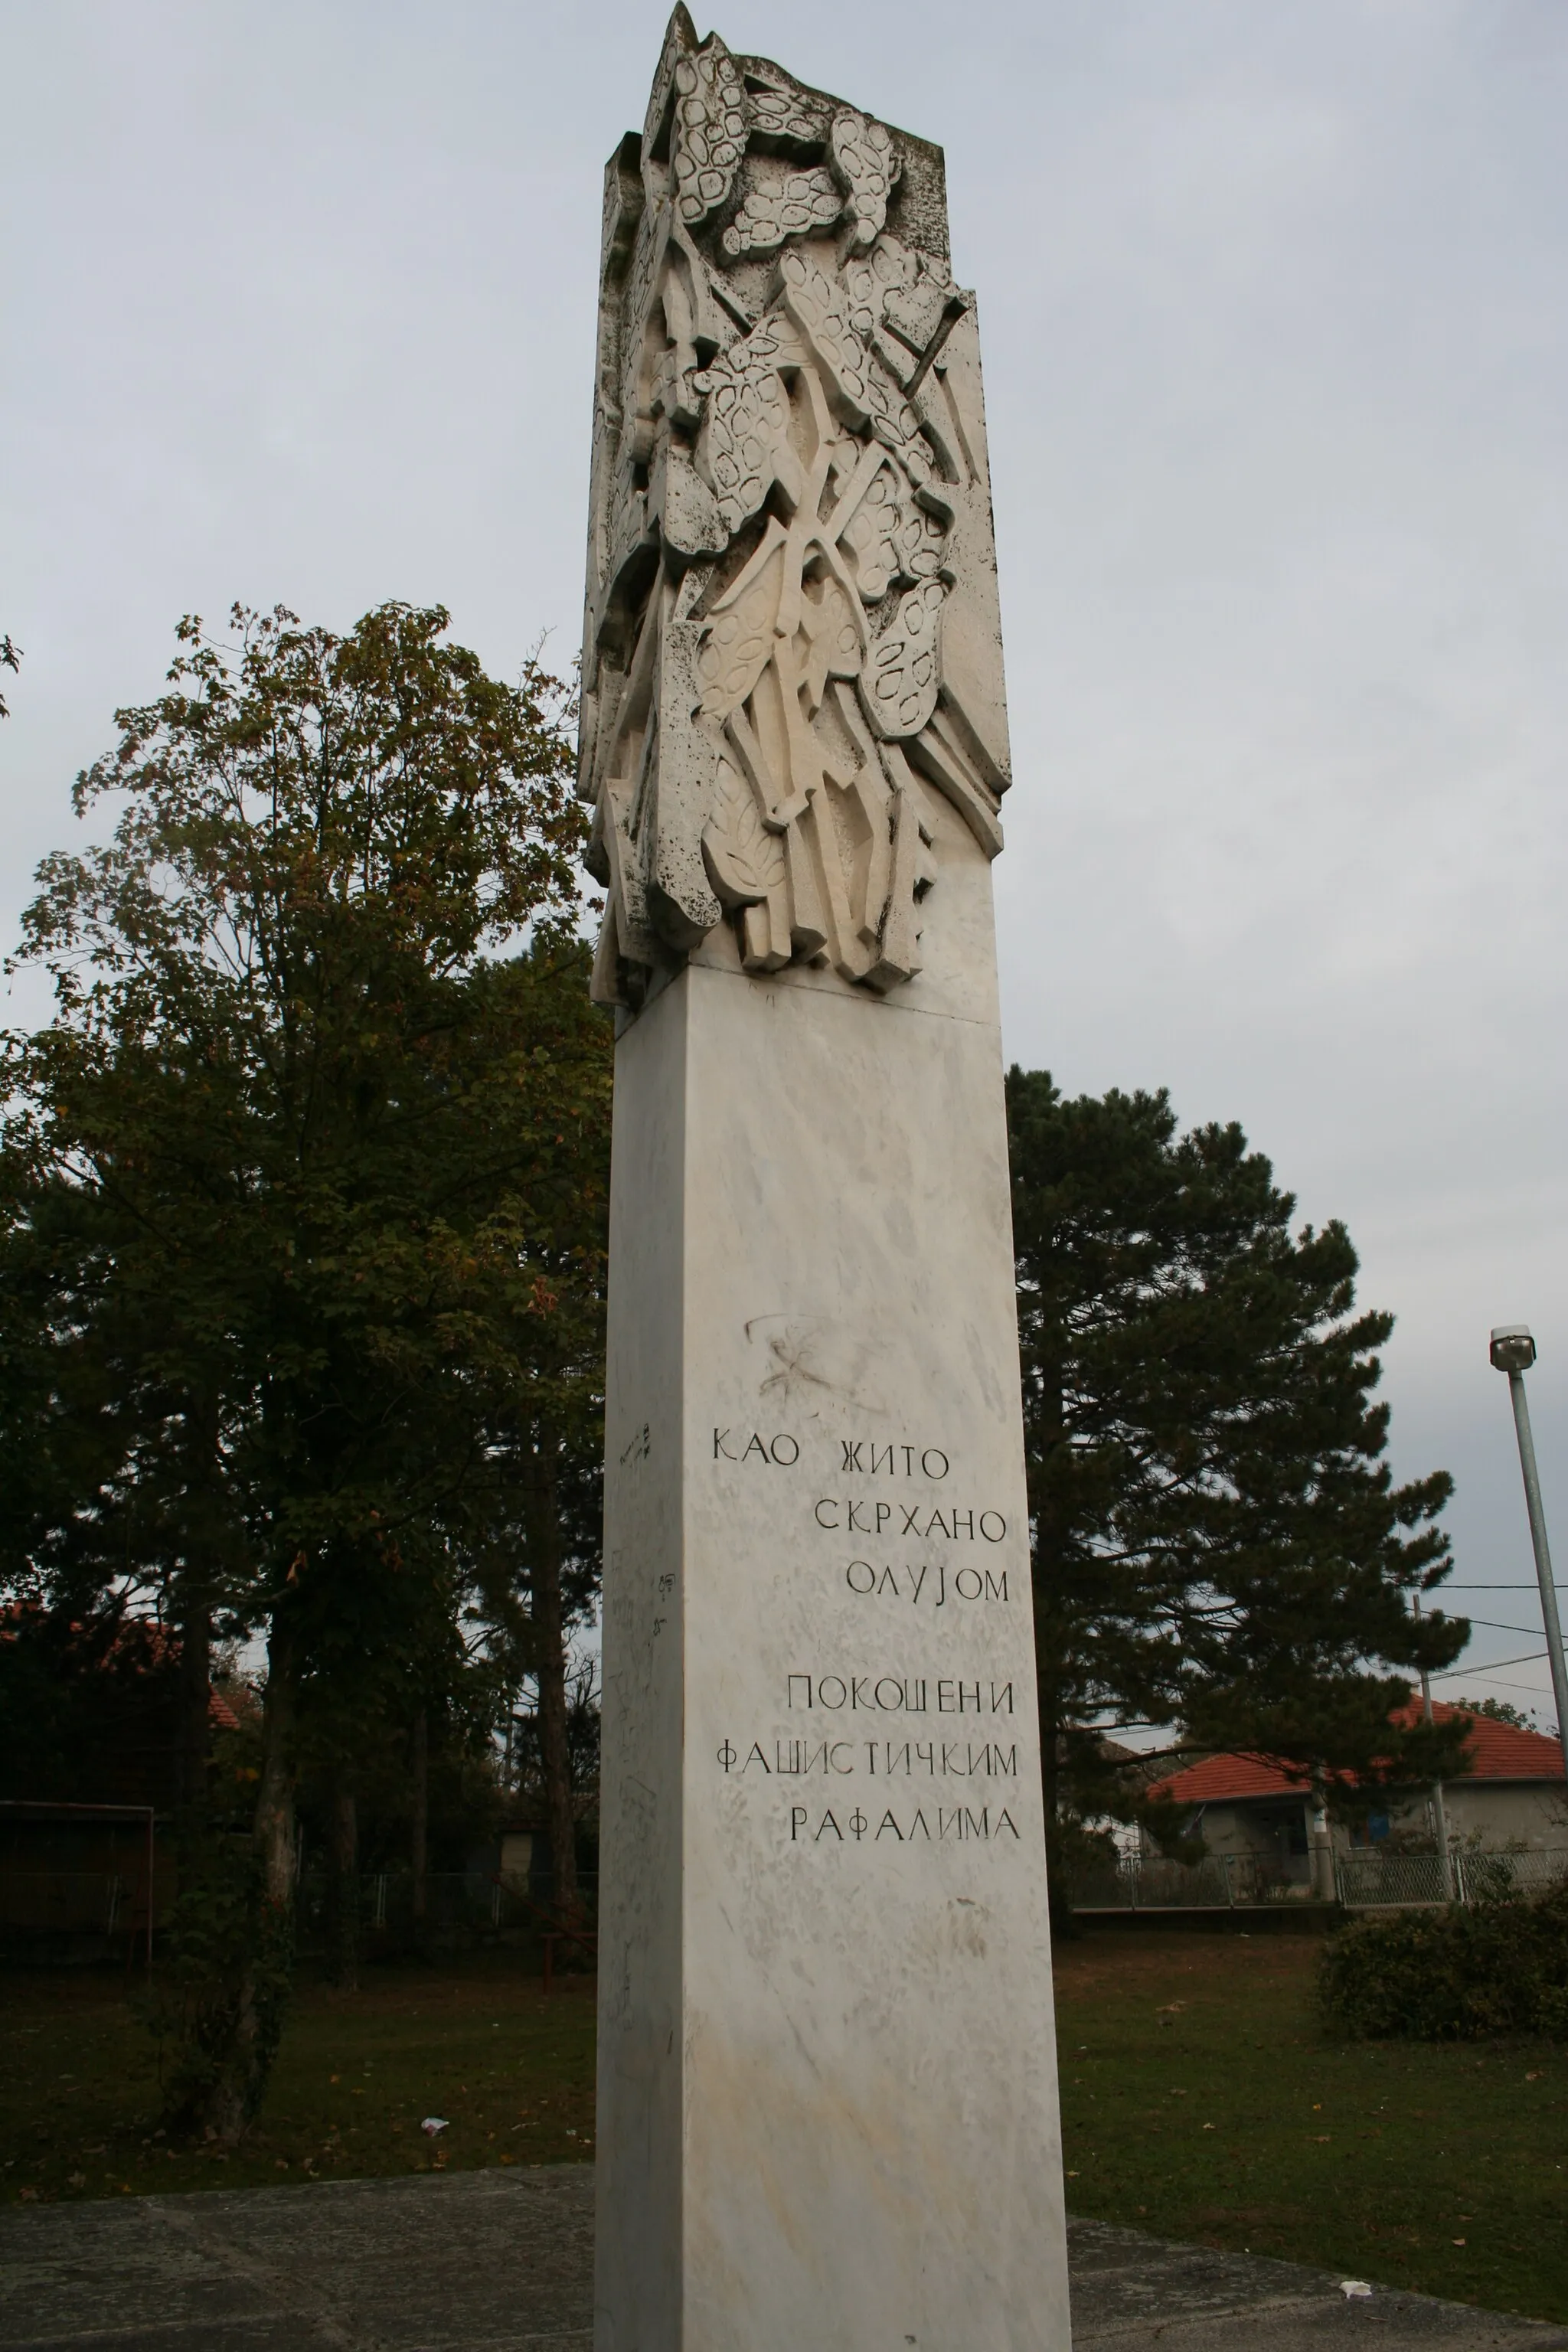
[2,2170,1563,2350]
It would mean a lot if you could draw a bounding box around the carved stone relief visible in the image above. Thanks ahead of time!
[580,7,1012,1008]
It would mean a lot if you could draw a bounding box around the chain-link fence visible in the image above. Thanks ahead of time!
[1334,1851,1452,1907]
[292,1867,599,1959]
[0,1863,599,1967]
[0,1870,136,1957]
[1066,1852,1313,1909]
[1335,1847,1568,1909]
[1066,1845,1568,1912]
[15,1847,1560,1955]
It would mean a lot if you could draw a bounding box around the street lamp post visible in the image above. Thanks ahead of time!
[1489,1326,1568,1786]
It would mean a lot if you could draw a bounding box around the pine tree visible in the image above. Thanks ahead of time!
[1006,1070,1470,1916]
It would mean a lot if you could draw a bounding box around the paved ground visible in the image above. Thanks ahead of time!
[2,2169,1565,2351]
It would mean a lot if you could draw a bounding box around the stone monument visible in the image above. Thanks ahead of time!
[582,15,1070,2346]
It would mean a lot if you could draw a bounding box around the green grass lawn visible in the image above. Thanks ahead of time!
[0,1952,596,2203]
[1055,1928,1567,2324]
[3,1929,1564,2324]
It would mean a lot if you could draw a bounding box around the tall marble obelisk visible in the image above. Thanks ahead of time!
[582,15,1069,2346]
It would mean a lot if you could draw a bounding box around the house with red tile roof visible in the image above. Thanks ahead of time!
[1147,1699,1566,1894]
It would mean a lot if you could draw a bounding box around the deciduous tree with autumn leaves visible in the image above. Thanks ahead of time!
[1,603,610,2131]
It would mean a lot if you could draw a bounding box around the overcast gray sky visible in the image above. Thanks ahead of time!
[4,1,1566,1728]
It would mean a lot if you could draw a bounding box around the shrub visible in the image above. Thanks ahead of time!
[1320,1882,1568,2041]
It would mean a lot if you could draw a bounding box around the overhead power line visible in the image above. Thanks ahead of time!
[1462,1615,1554,1638]
[1430,1649,1547,1680]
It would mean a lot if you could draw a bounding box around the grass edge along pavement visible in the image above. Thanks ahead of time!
[0,1955,596,2205]
[3,1933,1565,2324]
[1053,1929,1567,2325]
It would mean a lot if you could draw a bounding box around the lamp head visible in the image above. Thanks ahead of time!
[1490,1325,1537,1375]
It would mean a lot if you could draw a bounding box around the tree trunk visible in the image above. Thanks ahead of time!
[254,1630,297,1908]
[1037,1681,1079,1940]
[173,1385,223,1818]
[192,1623,296,2148]
[410,1708,429,1936]
[1030,1367,1078,1938]
[527,1432,581,1925]
[173,1576,212,1818]
[327,1778,358,1990]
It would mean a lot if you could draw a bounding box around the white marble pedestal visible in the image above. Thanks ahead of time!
[593,805,1069,2351]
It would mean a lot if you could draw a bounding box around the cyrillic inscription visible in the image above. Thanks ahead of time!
[813,1499,1006,1540]
[704,1427,1029,1860]
[844,1560,1010,1606]
[840,1442,950,1478]
[789,1805,1022,1843]
[714,1428,800,1464]
[717,1738,1019,1779]
[786,1673,1014,1714]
